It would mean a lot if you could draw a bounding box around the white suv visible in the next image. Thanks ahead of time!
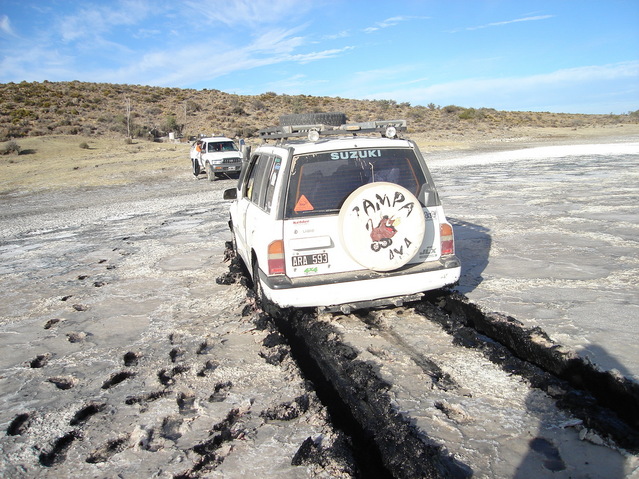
[190,136,242,180]
[223,117,461,314]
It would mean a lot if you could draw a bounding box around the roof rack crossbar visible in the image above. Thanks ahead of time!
[258,119,407,141]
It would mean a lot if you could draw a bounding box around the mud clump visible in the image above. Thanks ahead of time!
[261,394,310,421]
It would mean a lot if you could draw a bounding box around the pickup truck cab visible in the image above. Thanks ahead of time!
[191,136,242,181]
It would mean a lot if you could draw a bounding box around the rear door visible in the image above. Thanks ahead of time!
[282,146,441,278]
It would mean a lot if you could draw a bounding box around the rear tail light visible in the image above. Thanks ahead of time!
[440,223,455,256]
[267,240,285,275]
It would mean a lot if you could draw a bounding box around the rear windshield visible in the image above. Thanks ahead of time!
[285,148,427,218]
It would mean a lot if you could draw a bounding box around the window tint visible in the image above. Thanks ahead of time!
[285,148,426,218]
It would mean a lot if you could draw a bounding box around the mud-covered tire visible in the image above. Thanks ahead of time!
[279,112,346,127]
[192,159,200,176]
[338,182,426,272]
[230,225,238,253]
[206,163,215,181]
[252,260,279,317]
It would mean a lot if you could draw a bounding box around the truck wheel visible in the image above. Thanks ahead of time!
[206,163,215,181]
[192,159,200,176]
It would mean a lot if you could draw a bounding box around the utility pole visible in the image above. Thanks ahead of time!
[183,100,188,137]
[125,96,131,139]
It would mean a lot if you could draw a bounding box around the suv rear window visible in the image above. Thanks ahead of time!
[285,148,426,218]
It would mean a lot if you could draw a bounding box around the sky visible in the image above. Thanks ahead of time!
[0,0,638,114]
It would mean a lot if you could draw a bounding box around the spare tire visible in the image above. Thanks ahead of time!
[279,112,346,127]
[338,182,425,272]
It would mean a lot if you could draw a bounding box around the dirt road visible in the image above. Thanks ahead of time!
[1,136,638,477]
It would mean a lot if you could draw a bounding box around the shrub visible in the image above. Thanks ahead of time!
[79,141,90,149]
[458,108,477,120]
[443,105,462,114]
[1,140,21,155]
[164,114,179,133]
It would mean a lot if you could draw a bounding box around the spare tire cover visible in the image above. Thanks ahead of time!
[338,182,425,272]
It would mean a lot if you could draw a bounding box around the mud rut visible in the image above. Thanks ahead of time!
[221,247,639,478]
[1,186,638,477]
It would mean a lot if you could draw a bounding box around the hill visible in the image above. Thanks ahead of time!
[2,81,638,145]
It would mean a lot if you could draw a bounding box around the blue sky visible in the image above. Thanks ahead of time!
[1,0,638,114]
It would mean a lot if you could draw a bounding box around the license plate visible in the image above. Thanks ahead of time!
[292,253,328,267]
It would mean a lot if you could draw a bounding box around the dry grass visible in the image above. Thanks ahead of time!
[0,135,187,194]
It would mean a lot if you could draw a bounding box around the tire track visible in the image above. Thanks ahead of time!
[268,293,639,477]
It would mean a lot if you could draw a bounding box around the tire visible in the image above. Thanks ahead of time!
[206,163,215,181]
[279,112,346,127]
[252,260,279,317]
[338,182,426,272]
[252,260,266,310]
[192,159,200,176]
[231,227,238,253]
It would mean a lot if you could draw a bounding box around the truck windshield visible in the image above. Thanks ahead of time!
[208,141,238,152]
[285,148,428,218]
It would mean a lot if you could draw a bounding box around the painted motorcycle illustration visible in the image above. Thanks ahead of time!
[368,215,398,252]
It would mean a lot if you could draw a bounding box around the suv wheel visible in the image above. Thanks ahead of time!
[192,159,200,176]
[206,163,216,181]
[252,260,278,317]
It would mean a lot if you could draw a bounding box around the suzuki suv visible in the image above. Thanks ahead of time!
[223,117,460,314]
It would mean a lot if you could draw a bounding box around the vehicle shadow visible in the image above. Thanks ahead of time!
[448,217,491,294]
[514,343,631,478]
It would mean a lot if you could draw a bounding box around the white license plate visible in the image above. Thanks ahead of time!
[292,253,329,267]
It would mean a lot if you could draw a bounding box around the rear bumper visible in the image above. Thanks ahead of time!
[259,256,461,309]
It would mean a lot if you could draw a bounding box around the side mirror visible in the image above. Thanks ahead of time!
[223,188,237,200]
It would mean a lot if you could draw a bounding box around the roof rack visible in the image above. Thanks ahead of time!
[259,119,407,141]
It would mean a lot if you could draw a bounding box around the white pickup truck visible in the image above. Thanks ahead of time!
[190,136,243,181]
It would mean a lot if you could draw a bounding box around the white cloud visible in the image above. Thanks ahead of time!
[92,26,352,87]
[246,27,306,54]
[1,14,16,36]
[183,0,310,27]
[289,46,354,64]
[324,30,350,40]
[451,14,554,33]
[363,15,428,34]
[359,61,639,113]
[0,0,353,88]
[56,0,154,43]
